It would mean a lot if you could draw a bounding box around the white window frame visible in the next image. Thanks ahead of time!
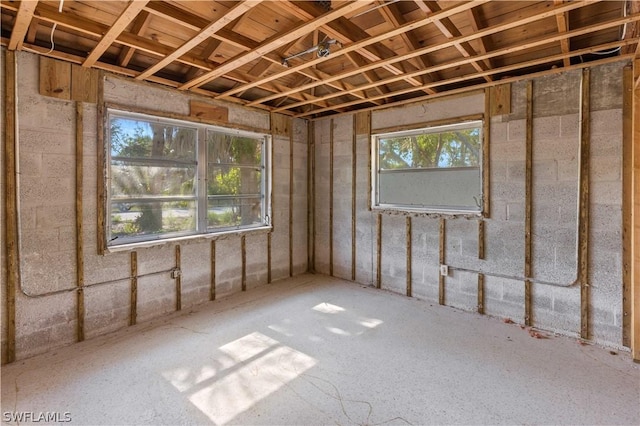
[106,109,271,247]
[371,120,484,214]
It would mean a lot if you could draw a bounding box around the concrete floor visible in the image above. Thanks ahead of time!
[1,274,639,425]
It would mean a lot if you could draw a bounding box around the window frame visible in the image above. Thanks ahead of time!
[105,108,272,248]
[371,119,485,215]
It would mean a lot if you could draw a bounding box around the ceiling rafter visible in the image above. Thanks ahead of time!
[118,10,151,67]
[278,1,434,94]
[553,0,571,67]
[179,1,377,90]
[247,0,589,109]
[414,0,492,82]
[8,0,38,50]
[136,1,260,80]
[293,13,639,117]
[83,0,149,68]
[220,0,489,102]
[466,7,492,71]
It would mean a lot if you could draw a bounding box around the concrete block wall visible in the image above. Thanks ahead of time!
[313,60,628,349]
[1,50,307,362]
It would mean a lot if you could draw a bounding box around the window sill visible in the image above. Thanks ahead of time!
[372,205,483,218]
[105,225,272,254]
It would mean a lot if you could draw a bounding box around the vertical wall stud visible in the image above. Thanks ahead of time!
[309,121,316,273]
[130,251,137,326]
[352,115,357,282]
[175,245,182,311]
[478,220,485,260]
[4,50,18,363]
[329,118,334,277]
[241,235,247,291]
[525,80,533,327]
[622,65,632,348]
[75,101,85,342]
[210,240,216,301]
[289,121,294,277]
[483,88,491,218]
[96,72,106,255]
[632,59,640,361]
[376,214,382,289]
[439,218,446,306]
[406,216,412,297]
[579,68,591,340]
[268,232,272,283]
[478,274,485,314]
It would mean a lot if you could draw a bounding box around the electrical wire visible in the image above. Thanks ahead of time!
[42,0,64,54]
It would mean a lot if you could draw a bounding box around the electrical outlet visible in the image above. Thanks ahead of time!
[171,269,181,279]
[440,264,448,277]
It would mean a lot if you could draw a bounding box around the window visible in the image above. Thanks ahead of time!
[372,120,483,213]
[107,110,270,246]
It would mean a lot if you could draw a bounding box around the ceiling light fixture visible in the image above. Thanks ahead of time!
[281,39,341,67]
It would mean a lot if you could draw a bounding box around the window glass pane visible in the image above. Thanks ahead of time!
[110,117,196,162]
[111,164,196,198]
[207,197,262,229]
[207,166,261,196]
[110,200,197,242]
[207,131,262,166]
[379,127,480,170]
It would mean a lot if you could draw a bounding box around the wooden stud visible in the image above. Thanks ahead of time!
[268,232,272,283]
[478,274,485,314]
[525,80,533,327]
[189,100,229,123]
[376,214,382,289]
[623,65,632,348]
[4,50,17,363]
[175,245,181,311]
[241,235,247,291]
[71,65,98,103]
[210,240,216,301]
[355,110,371,135]
[478,219,485,260]
[352,115,357,281]
[633,59,640,362]
[439,218,446,306]
[579,68,591,340]
[130,251,137,326]
[483,88,491,218]
[39,56,71,100]
[406,216,412,297]
[7,0,38,51]
[489,84,511,116]
[329,118,334,277]
[308,121,316,272]
[97,72,106,255]
[289,121,294,277]
[75,102,85,342]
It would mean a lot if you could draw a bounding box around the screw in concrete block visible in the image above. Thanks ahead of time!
[440,264,449,277]
[171,269,182,279]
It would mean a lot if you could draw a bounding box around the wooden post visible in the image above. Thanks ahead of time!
[4,50,18,363]
[352,115,357,282]
[329,118,334,277]
[376,214,382,289]
[210,240,216,301]
[478,219,485,314]
[96,72,106,254]
[579,68,591,340]
[267,232,272,283]
[630,59,640,361]
[483,88,491,217]
[406,216,412,297]
[308,121,316,273]
[289,125,294,277]
[478,219,485,260]
[175,245,182,311]
[75,102,85,342]
[241,235,247,291]
[439,218,446,306]
[130,251,137,326]
[525,80,533,327]
[478,274,485,314]
[623,65,632,348]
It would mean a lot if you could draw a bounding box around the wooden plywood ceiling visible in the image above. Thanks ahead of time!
[1,0,638,118]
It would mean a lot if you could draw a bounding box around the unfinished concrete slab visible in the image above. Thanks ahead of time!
[2,274,638,425]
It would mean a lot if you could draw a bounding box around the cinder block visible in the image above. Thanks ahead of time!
[491,161,508,183]
[506,161,525,182]
[591,181,621,205]
[532,116,561,140]
[491,120,508,143]
[507,119,526,142]
[590,62,623,111]
[590,109,622,135]
[590,156,621,182]
[19,152,42,176]
[559,114,580,137]
[42,153,76,178]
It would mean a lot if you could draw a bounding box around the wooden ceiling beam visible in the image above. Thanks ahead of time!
[83,0,149,68]
[344,51,389,98]
[180,1,376,90]
[554,0,571,67]
[118,10,151,67]
[415,0,492,82]
[184,38,224,81]
[8,0,38,50]
[281,1,432,93]
[466,7,492,71]
[248,0,591,108]
[221,0,489,101]
[136,1,261,80]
